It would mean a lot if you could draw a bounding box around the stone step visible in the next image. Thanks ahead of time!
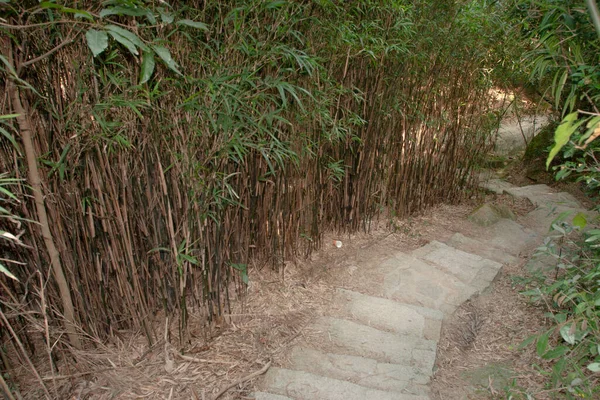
[262,367,430,400]
[411,241,503,290]
[446,232,517,265]
[332,288,443,341]
[504,184,581,209]
[479,178,518,194]
[477,219,539,256]
[253,392,294,400]
[373,253,480,314]
[287,346,430,395]
[310,316,437,376]
[525,251,560,274]
[522,205,598,235]
[468,203,516,227]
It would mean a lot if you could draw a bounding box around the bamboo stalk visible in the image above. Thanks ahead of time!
[5,46,82,351]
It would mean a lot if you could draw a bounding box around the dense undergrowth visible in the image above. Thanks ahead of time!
[513,223,600,398]
[0,0,509,395]
[500,0,600,397]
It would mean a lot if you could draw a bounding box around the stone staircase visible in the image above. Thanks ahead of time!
[252,180,593,400]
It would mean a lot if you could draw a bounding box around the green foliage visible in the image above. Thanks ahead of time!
[514,0,600,115]
[0,113,24,282]
[0,173,23,282]
[547,112,586,169]
[505,0,600,195]
[230,263,249,285]
[519,220,600,398]
[0,114,21,154]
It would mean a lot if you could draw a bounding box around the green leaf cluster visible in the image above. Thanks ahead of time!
[0,169,25,282]
[503,0,600,194]
[519,222,600,398]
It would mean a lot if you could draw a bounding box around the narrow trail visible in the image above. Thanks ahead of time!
[251,176,594,400]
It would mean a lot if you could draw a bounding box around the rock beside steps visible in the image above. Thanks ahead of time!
[252,180,591,400]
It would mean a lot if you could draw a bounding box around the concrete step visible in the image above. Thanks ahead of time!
[446,232,517,265]
[411,241,503,290]
[262,367,430,400]
[332,288,443,341]
[372,253,479,314]
[504,184,581,209]
[287,346,430,395]
[310,316,437,376]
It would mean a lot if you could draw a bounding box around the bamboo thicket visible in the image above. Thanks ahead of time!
[0,0,499,388]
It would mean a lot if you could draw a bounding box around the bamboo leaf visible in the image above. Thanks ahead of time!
[105,25,149,51]
[0,126,21,153]
[159,9,174,24]
[588,363,600,372]
[107,31,139,56]
[559,324,576,345]
[179,253,198,265]
[572,212,587,230]
[139,51,155,84]
[85,29,109,57]
[0,56,42,95]
[266,0,288,9]
[518,334,538,349]
[0,186,18,201]
[151,45,182,75]
[39,2,93,20]
[147,247,170,254]
[553,69,568,110]
[231,263,249,284]
[537,333,549,356]
[542,345,570,359]
[176,19,209,31]
[0,262,18,282]
[0,54,18,77]
[100,6,147,18]
[547,112,586,169]
[0,231,20,242]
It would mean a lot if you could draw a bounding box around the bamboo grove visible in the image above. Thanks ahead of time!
[0,0,503,385]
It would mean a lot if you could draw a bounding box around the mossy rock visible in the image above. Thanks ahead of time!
[523,121,558,162]
[468,203,516,227]
[484,156,509,169]
[522,121,564,182]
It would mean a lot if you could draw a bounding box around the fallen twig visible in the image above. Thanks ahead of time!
[41,362,163,381]
[174,352,236,365]
[212,360,272,400]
